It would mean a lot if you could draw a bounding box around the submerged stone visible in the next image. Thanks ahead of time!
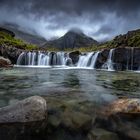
[88,128,119,140]
[105,98,140,115]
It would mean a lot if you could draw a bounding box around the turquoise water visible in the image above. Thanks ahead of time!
[0,67,140,107]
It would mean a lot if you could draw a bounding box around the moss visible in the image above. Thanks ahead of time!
[0,31,38,51]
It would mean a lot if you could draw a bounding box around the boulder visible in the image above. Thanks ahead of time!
[95,98,140,140]
[0,96,47,140]
[105,98,140,115]
[69,51,81,64]
[95,49,109,69]
[61,110,92,131]
[0,56,12,67]
[0,45,23,64]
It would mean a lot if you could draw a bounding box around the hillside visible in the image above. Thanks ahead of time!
[0,27,38,50]
[85,28,140,52]
[1,23,46,46]
[109,29,140,48]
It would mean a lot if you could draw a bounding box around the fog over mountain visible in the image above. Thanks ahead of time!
[0,0,140,42]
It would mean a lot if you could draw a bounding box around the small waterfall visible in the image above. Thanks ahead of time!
[131,48,134,70]
[102,49,115,71]
[77,51,99,68]
[77,52,94,67]
[16,52,25,65]
[89,51,100,68]
[16,52,72,66]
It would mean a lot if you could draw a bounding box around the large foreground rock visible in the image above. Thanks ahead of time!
[105,98,140,115]
[0,96,47,140]
[95,98,140,140]
[0,56,12,67]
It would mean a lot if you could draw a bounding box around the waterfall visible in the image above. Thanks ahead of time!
[77,51,99,68]
[16,52,25,65]
[131,48,134,70]
[89,51,100,68]
[102,49,115,71]
[16,52,72,66]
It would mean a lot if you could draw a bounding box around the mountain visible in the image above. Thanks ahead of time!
[0,23,46,46]
[42,30,98,49]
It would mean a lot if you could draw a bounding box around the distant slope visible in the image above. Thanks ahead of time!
[0,27,38,50]
[108,29,140,48]
[42,30,98,50]
[1,23,47,46]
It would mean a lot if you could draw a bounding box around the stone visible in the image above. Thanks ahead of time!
[96,98,140,140]
[62,109,92,131]
[0,56,12,67]
[69,51,81,64]
[0,96,47,123]
[0,96,47,140]
[0,45,23,64]
[105,98,140,115]
[88,128,119,140]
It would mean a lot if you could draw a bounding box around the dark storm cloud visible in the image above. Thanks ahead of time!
[0,0,140,41]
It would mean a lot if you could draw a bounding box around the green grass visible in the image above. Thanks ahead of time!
[0,31,38,50]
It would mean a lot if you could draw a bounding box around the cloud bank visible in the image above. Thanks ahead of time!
[0,0,140,41]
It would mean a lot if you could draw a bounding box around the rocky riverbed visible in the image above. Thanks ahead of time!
[0,96,140,140]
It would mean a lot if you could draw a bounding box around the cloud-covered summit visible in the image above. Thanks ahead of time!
[0,0,140,41]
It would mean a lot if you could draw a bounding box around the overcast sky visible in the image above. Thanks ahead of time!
[0,0,140,41]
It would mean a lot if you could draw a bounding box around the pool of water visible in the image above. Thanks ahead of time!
[0,67,140,107]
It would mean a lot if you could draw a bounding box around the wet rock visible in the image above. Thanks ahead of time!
[0,96,47,123]
[95,49,109,69]
[88,128,119,140]
[0,56,12,67]
[69,51,81,64]
[0,45,23,64]
[95,47,140,70]
[95,98,140,140]
[105,98,140,115]
[0,96,47,140]
[61,110,92,131]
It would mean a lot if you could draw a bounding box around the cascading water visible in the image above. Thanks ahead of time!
[102,49,115,71]
[15,48,140,71]
[131,48,134,70]
[77,51,100,68]
[16,52,72,66]
[77,52,94,67]
[89,51,100,68]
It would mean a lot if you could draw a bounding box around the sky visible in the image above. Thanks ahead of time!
[0,0,140,42]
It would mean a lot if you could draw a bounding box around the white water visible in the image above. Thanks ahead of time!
[16,48,139,71]
[77,51,100,68]
[102,49,115,71]
[16,52,72,66]
[131,48,134,70]
[89,51,100,68]
[77,52,94,67]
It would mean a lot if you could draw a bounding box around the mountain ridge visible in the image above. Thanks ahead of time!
[42,30,98,50]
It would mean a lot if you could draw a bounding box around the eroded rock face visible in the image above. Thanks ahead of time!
[69,51,81,64]
[0,45,23,64]
[0,96,47,140]
[0,56,12,67]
